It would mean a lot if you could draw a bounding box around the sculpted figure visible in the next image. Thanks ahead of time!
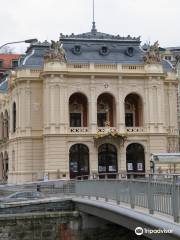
[143,41,161,64]
[44,40,66,62]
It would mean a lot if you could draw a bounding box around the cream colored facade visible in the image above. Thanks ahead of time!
[0,54,179,183]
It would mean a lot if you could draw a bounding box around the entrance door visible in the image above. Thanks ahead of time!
[126,143,145,177]
[69,144,89,179]
[98,144,117,178]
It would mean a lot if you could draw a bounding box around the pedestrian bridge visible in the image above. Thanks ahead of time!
[1,175,180,239]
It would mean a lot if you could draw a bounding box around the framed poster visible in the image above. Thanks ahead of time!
[128,163,133,171]
[99,166,106,172]
[137,163,143,171]
[109,165,116,172]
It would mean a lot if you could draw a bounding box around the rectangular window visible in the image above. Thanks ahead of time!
[97,113,107,127]
[12,60,18,68]
[0,60,3,68]
[125,113,133,127]
[70,113,81,127]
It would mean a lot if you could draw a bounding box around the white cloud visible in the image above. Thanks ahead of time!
[0,0,179,52]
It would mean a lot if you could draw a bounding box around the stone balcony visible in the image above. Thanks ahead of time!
[42,62,166,75]
[68,126,148,135]
[13,62,177,82]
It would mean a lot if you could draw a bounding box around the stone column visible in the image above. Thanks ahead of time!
[43,79,49,128]
[25,81,31,134]
[157,81,165,132]
[89,85,97,134]
[117,77,125,132]
[59,82,68,133]
[148,79,156,132]
[144,83,150,130]
[168,83,174,129]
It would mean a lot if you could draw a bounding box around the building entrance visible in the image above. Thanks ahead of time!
[69,144,89,179]
[98,143,117,178]
[126,143,145,177]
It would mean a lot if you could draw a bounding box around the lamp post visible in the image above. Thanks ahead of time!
[0,38,38,51]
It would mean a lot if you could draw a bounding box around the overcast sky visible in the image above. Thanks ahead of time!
[0,0,179,53]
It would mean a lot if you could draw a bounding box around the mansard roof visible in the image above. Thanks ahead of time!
[18,27,174,73]
[60,30,140,42]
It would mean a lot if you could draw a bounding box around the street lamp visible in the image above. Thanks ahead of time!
[0,38,38,50]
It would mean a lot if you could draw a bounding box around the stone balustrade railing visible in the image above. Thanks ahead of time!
[69,127,89,133]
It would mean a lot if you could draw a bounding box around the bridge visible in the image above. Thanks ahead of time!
[0,174,180,239]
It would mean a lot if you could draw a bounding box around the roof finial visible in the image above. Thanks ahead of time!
[91,0,97,33]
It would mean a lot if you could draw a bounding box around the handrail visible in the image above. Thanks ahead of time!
[31,173,180,223]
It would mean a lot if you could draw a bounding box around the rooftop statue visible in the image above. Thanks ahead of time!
[44,40,66,63]
[143,41,161,64]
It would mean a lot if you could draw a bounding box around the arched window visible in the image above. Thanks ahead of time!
[12,102,16,133]
[97,93,116,127]
[98,143,117,178]
[0,112,4,140]
[4,110,9,139]
[69,144,89,179]
[125,94,143,127]
[126,143,145,175]
[69,93,88,127]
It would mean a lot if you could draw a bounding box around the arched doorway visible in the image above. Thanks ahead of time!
[3,151,8,181]
[0,153,3,180]
[126,143,145,177]
[98,143,117,178]
[0,112,4,140]
[12,102,16,133]
[69,93,88,127]
[97,93,116,127]
[125,93,143,127]
[69,144,89,179]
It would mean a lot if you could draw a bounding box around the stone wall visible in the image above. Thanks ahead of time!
[0,212,80,240]
[0,212,150,240]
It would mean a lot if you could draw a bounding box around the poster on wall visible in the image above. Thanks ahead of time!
[70,162,78,172]
[137,163,143,171]
[109,166,116,172]
[128,163,133,171]
[99,166,106,172]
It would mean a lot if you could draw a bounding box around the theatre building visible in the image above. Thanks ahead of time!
[0,25,178,183]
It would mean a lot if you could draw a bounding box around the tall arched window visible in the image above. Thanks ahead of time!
[0,112,4,140]
[69,144,89,179]
[12,102,16,133]
[4,110,9,139]
[97,93,116,127]
[125,94,143,127]
[69,93,88,127]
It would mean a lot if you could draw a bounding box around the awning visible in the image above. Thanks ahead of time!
[151,153,180,164]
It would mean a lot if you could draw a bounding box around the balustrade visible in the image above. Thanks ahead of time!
[126,127,145,133]
[69,127,89,133]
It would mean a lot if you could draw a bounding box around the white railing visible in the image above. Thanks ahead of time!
[69,127,89,133]
[67,63,89,69]
[94,64,117,70]
[97,127,117,133]
[122,65,144,71]
[126,127,145,133]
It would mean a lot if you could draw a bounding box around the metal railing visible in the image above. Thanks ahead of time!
[74,175,180,223]
[34,174,180,223]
